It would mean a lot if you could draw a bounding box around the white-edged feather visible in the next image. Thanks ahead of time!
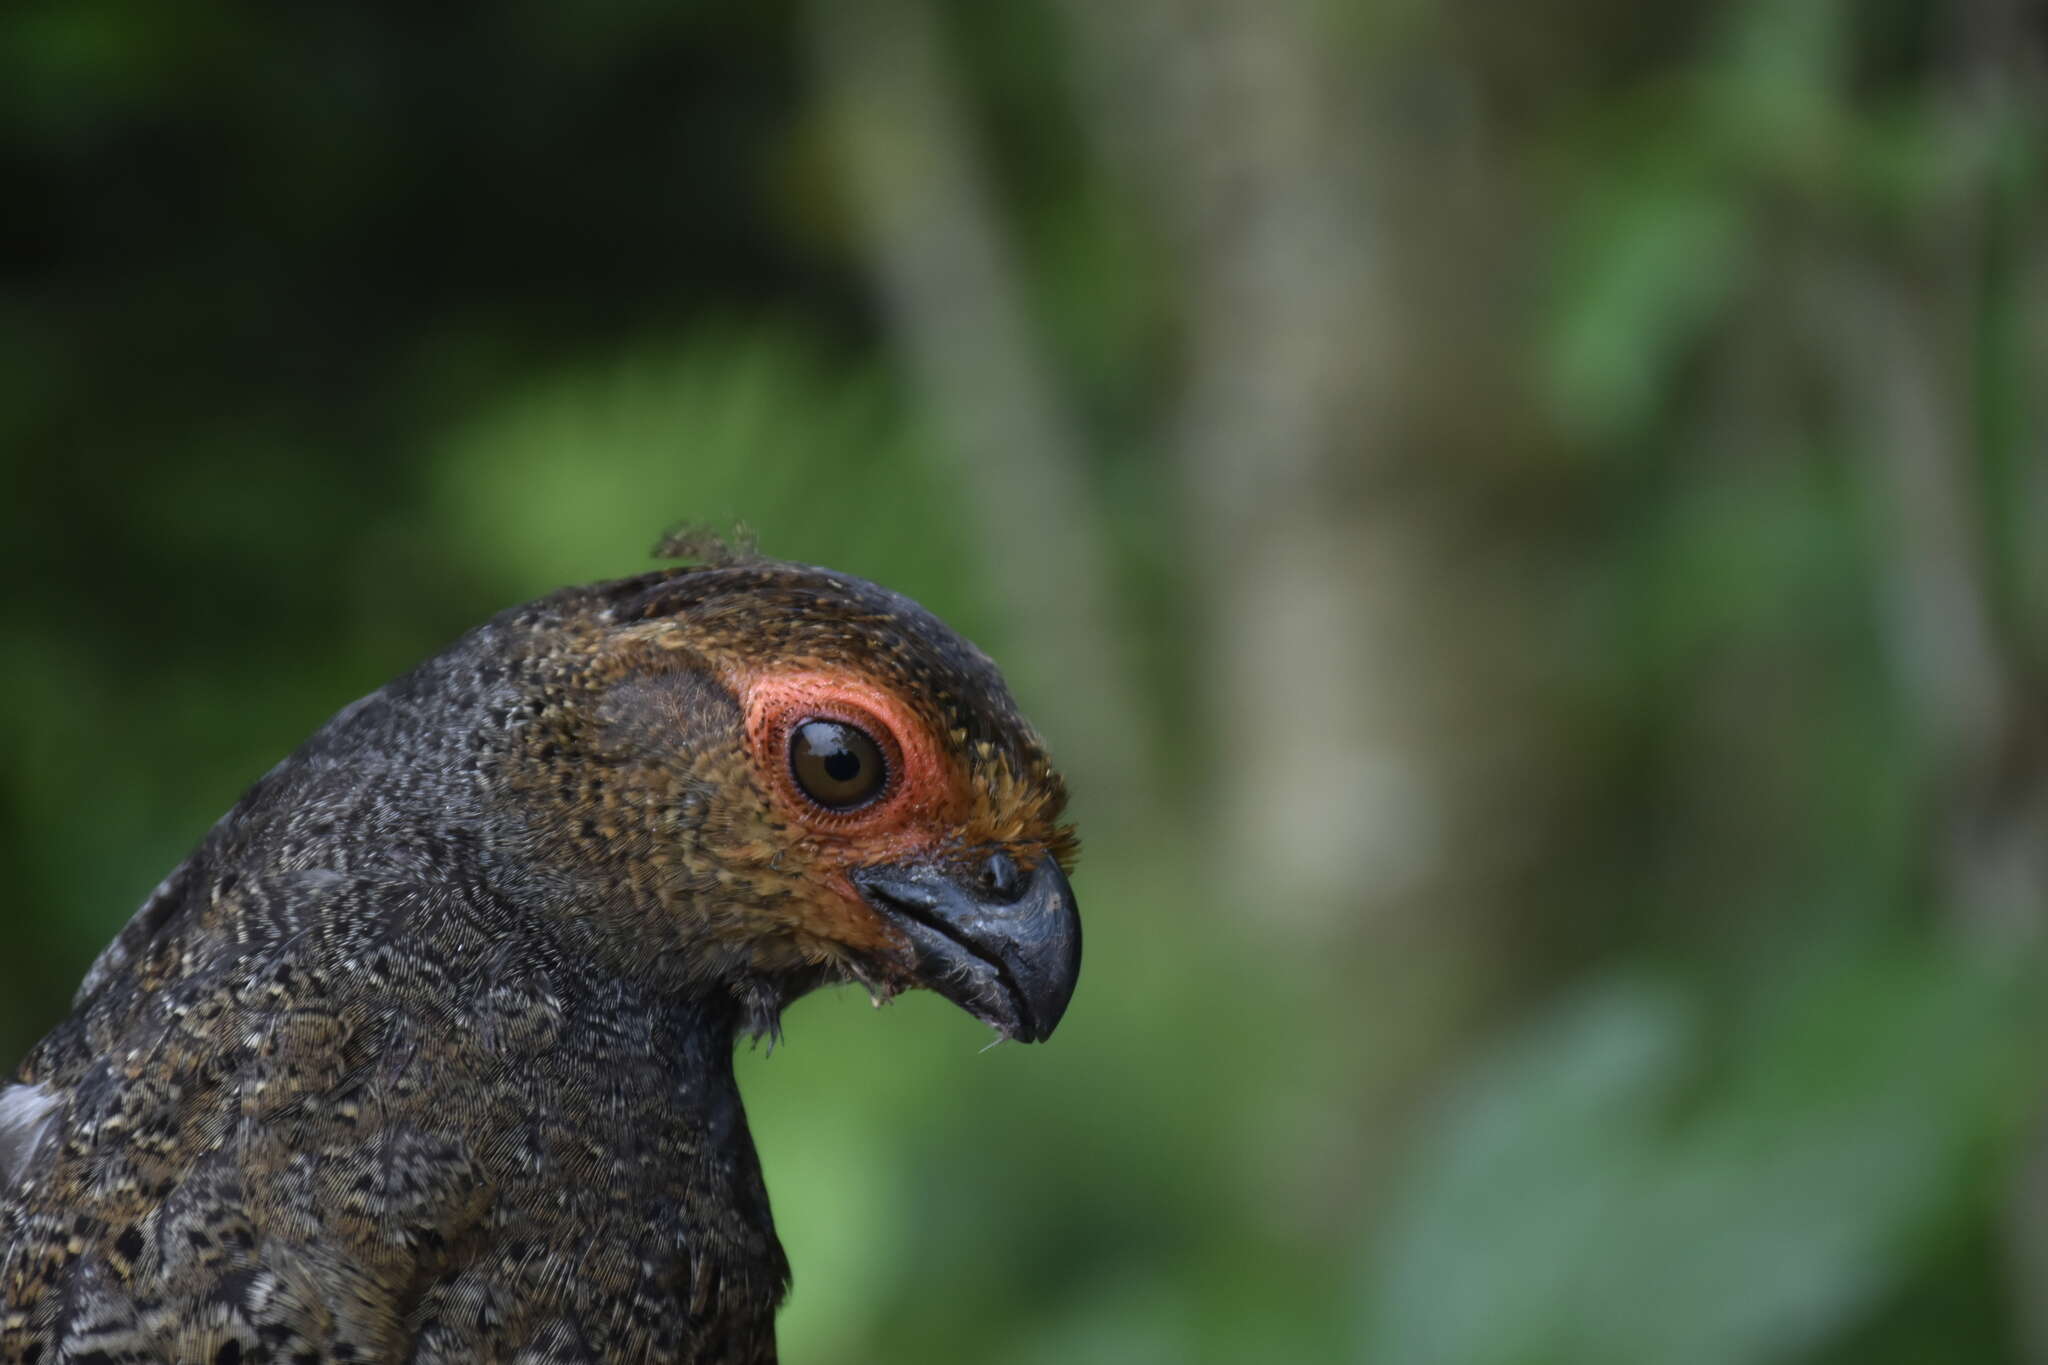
[0,1082,60,1189]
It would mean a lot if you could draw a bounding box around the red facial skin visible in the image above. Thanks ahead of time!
[725,666,971,955]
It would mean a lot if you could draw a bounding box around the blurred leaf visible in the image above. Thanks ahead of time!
[1362,949,2033,1365]
[1544,169,1747,448]
[428,324,998,646]
[1360,978,1696,1365]
[1703,0,1850,165]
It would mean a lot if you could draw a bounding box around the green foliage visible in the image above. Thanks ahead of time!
[1362,952,2035,1365]
[426,326,992,641]
[3,0,2044,1360]
[1547,166,1748,448]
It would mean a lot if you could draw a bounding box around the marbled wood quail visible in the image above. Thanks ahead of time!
[0,550,1081,1365]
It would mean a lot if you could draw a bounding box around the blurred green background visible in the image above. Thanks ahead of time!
[5,1,2048,1360]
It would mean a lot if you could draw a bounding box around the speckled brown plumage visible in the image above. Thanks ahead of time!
[0,554,1080,1365]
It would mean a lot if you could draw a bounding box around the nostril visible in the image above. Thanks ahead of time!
[979,850,1022,901]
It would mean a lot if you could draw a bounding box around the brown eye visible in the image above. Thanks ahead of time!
[789,718,888,811]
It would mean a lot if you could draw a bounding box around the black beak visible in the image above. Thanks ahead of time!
[851,851,1081,1042]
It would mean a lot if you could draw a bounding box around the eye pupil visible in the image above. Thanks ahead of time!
[789,719,888,811]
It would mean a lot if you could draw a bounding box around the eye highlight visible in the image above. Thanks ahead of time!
[737,668,948,829]
[789,718,889,811]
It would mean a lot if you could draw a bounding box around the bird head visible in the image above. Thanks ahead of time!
[484,555,1081,1044]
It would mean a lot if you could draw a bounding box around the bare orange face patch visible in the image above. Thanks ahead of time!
[727,666,968,849]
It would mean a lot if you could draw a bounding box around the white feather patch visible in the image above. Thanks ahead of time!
[0,1082,60,1189]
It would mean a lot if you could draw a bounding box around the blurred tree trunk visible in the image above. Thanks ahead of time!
[1057,0,1587,1233]
[1057,0,1423,933]
[1832,264,2048,943]
[806,0,1153,815]
[1818,0,2048,1351]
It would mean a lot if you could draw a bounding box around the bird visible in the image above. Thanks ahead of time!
[0,545,1081,1364]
